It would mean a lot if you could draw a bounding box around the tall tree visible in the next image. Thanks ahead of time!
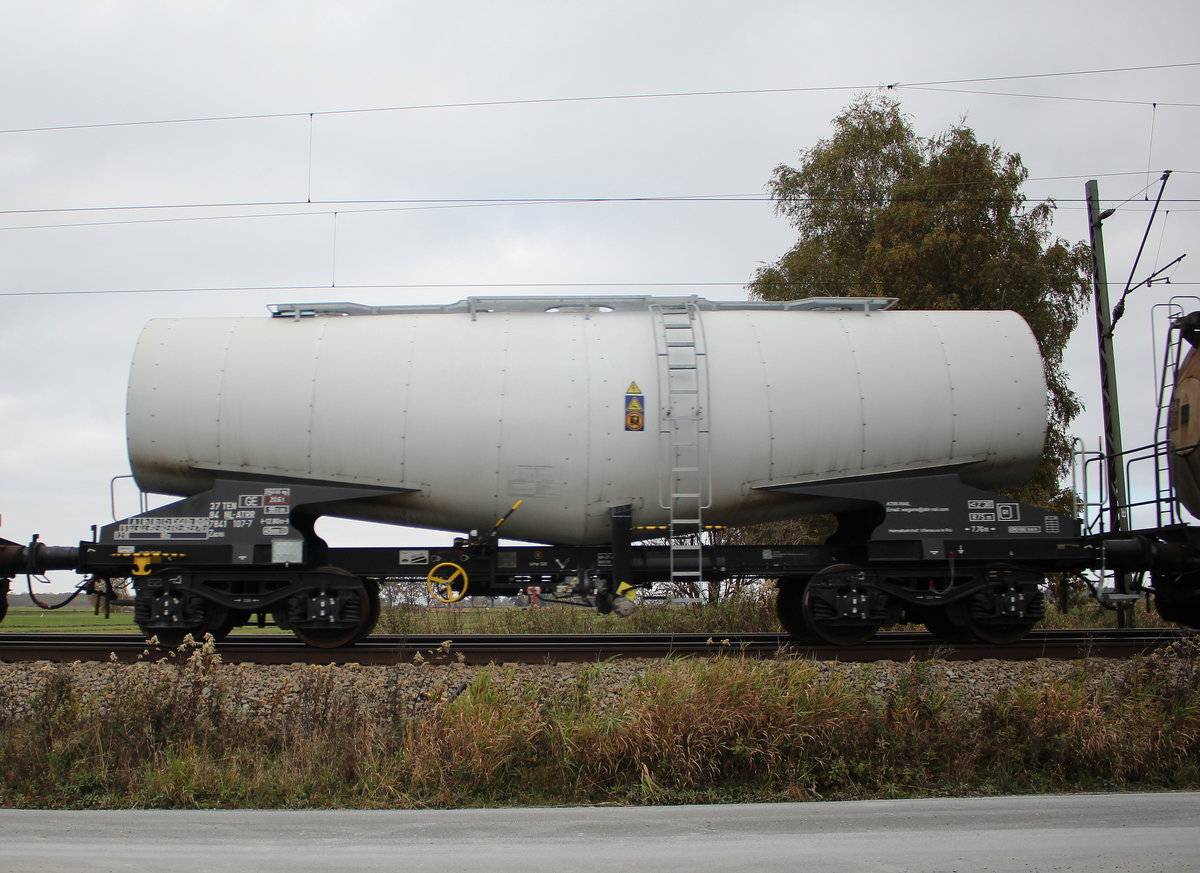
[750,94,1091,508]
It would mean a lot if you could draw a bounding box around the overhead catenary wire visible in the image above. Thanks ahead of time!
[896,85,1198,109]
[0,62,1193,300]
[1109,176,1173,213]
[3,190,1198,234]
[892,62,1200,87]
[6,169,1191,220]
[2,163,1197,228]
[1,62,1195,136]
[0,195,770,221]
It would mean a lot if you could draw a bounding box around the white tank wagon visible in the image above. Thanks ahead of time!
[15,295,1200,650]
[126,296,1048,546]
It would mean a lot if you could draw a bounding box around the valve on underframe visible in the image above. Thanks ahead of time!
[595,579,640,617]
[426,562,469,603]
[611,581,639,617]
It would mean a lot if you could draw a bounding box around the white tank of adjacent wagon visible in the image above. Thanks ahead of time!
[125,297,1047,545]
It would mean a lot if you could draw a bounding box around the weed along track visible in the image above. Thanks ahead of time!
[2,636,1198,808]
[0,628,1186,665]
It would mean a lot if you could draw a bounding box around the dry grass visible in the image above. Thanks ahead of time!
[377,589,782,635]
[2,636,1199,808]
[376,585,1172,637]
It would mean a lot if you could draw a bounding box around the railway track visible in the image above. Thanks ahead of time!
[0,628,1188,665]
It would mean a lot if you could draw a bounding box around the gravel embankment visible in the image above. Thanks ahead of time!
[0,655,1128,722]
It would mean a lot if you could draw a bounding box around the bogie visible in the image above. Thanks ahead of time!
[131,566,379,649]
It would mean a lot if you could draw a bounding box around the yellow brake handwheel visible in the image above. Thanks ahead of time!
[426,562,469,603]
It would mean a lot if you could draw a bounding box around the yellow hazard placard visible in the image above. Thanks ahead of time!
[626,381,642,395]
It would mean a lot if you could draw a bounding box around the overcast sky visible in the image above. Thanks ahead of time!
[1,0,1198,565]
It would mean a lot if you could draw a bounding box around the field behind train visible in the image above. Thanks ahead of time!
[0,591,1173,636]
[1,634,1198,809]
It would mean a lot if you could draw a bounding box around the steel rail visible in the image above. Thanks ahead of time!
[0,628,1188,665]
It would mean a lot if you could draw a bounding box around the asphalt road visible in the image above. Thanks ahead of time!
[2,792,1196,872]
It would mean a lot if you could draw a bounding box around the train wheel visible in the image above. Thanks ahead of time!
[293,626,363,648]
[943,597,1038,645]
[959,611,1037,644]
[1153,573,1200,628]
[775,577,809,639]
[208,608,248,642]
[136,585,209,648]
[290,573,379,649]
[800,564,882,646]
[352,579,381,643]
[200,602,232,641]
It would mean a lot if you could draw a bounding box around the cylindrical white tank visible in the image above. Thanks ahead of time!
[126,297,1047,544]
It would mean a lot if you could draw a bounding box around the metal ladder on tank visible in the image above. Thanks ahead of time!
[1152,318,1180,528]
[651,300,710,591]
[1150,302,1195,528]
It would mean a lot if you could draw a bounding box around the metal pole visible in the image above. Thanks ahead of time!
[1086,180,1132,625]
